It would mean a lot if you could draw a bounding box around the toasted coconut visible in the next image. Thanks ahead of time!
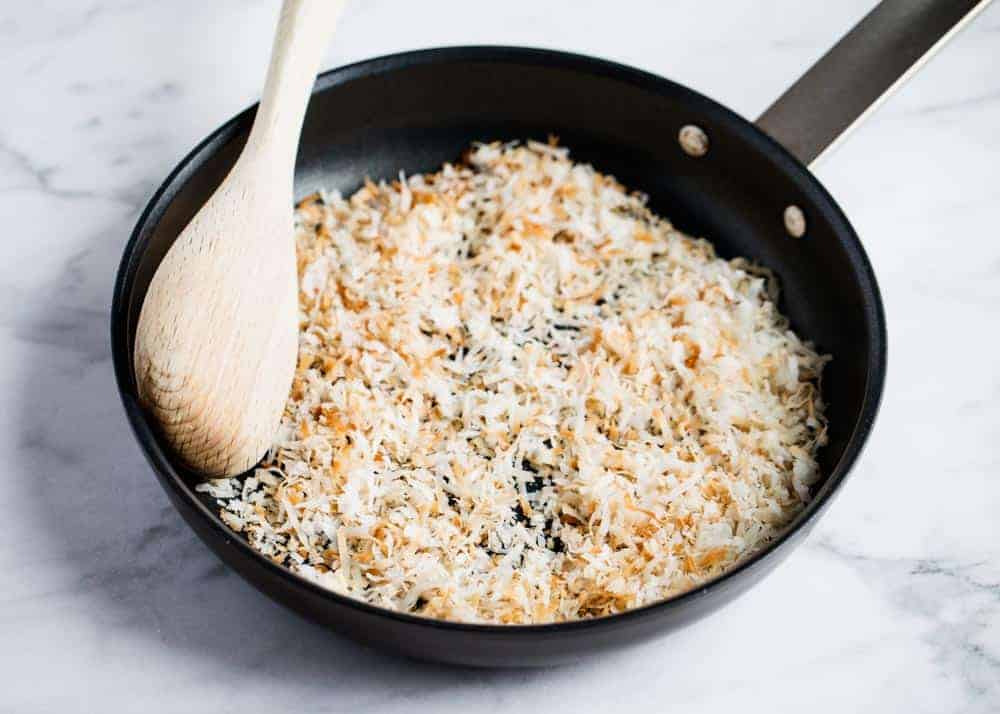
[198,141,829,623]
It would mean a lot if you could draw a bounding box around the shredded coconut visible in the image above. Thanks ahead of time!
[197,140,829,624]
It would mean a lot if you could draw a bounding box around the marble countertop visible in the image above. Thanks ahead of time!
[2,1,999,711]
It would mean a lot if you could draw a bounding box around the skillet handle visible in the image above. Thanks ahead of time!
[756,0,992,168]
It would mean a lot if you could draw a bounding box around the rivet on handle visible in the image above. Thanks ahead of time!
[784,205,807,239]
[678,125,709,157]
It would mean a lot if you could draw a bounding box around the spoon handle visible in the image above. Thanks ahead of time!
[246,0,347,174]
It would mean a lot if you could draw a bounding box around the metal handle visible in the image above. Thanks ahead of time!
[756,0,992,168]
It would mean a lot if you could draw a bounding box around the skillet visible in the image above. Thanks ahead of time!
[111,1,986,666]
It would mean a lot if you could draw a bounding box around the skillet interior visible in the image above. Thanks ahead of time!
[112,47,885,666]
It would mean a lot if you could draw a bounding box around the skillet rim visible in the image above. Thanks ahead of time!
[111,45,887,635]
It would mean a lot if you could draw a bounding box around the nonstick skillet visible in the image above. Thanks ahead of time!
[111,1,988,666]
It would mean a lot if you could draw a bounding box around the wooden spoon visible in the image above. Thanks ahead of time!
[134,0,346,476]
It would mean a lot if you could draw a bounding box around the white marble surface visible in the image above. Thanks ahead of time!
[2,0,998,711]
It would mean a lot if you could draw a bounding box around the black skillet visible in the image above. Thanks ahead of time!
[111,1,986,666]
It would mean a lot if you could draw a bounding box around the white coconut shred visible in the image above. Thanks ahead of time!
[198,140,829,624]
